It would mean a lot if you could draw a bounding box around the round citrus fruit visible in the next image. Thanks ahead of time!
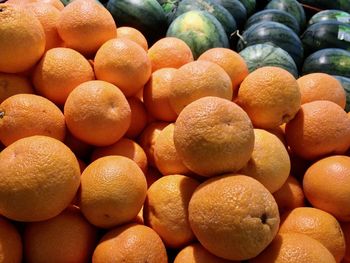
[64,80,131,146]
[125,96,148,139]
[79,156,147,228]
[117,26,148,51]
[189,174,280,261]
[0,94,66,146]
[303,155,350,221]
[0,135,80,222]
[0,3,45,73]
[0,216,22,263]
[236,66,301,129]
[143,174,200,248]
[174,96,254,177]
[0,73,34,103]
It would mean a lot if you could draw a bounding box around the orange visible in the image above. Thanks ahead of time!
[169,61,233,114]
[174,243,235,263]
[197,47,249,98]
[143,68,178,122]
[273,175,305,214]
[303,155,350,221]
[79,156,147,228]
[91,138,148,173]
[125,96,148,139]
[266,125,287,146]
[174,96,254,177]
[189,174,280,261]
[148,37,194,72]
[64,130,93,161]
[138,121,169,167]
[239,128,290,193]
[297,73,346,109]
[27,2,63,52]
[154,123,192,176]
[0,94,66,146]
[144,166,162,188]
[0,216,23,263]
[285,100,350,160]
[341,222,350,263]
[24,205,97,263]
[0,3,45,73]
[279,207,345,262]
[7,0,64,10]
[64,80,131,146]
[143,175,200,248]
[0,135,80,222]
[117,26,148,51]
[94,38,152,97]
[32,47,95,105]
[92,223,167,263]
[236,66,301,129]
[0,73,34,103]
[250,233,336,263]
[58,0,116,56]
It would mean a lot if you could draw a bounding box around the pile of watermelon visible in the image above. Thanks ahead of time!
[63,0,350,110]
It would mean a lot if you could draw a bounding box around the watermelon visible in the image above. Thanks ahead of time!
[171,0,237,36]
[302,48,350,78]
[297,0,350,13]
[265,0,306,30]
[301,21,350,55]
[214,0,247,29]
[333,75,350,112]
[236,21,304,67]
[238,0,256,16]
[239,43,299,77]
[308,10,350,26]
[244,9,300,34]
[107,0,168,44]
[166,10,229,59]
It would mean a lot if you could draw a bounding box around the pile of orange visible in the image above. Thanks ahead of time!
[0,1,350,262]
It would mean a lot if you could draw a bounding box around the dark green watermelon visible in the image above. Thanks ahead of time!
[236,21,304,67]
[333,75,350,112]
[171,0,237,36]
[265,0,306,30]
[239,43,298,77]
[244,9,300,34]
[298,0,350,13]
[308,9,350,26]
[238,0,256,16]
[214,0,247,29]
[302,48,350,78]
[166,10,229,59]
[107,0,168,44]
[301,21,350,55]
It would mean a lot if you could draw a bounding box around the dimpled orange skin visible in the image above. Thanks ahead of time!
[303,155,350,222]
[0,135,81,222]
[236,66,301,129]
[0,73,34,103]
[285,100,350,160]
[174,96,254,177]
[0,216,23,263]
[188,174,280,261]
[0,4,46,73]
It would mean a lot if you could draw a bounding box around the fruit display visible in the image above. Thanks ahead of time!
[0,0,350,262]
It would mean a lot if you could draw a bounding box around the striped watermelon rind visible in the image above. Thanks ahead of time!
[166,10,229,59]
[239,43,299,78]
[308,9,350,26]
[333,75,350,112]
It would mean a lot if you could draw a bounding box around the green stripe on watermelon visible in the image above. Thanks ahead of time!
[333,75,350,112]
[298,0,350,13]
[265,0,306,30]
[166,10,229,59]
[301,21,350,55]
[308,10,350,26]
[238,0,256,16]
[239,43,299,78]
[106,0,168,45]
[171,0,237,36]
[236,21,304,68]
[214,0,247,29]
[302,48,350,78]
[244,9,300,34]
